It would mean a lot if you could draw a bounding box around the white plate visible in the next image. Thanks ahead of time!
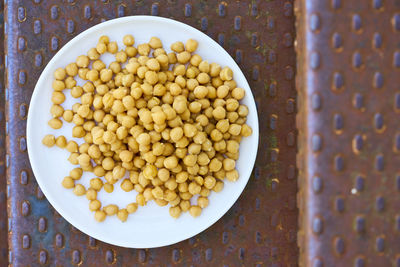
[27,16,259,248]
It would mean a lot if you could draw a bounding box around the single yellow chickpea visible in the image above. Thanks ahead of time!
[48,118,62,129]
[208,63,221,77]
[241,124,252,137]
[226,169,239,181]
[104,204,118,216]
[126,46,138,57]
[149,36,162,49]
[96,42,107,54]
[220,67,233,81]
[228,124,242,136]
[127,203,138,214]
[197,73,210,84]
[209,158,222,172]
[123,34,135,46]
[104,183,114,193]
[94,210,106,222]
[232,87,245,100]
[186,39,198,52]
[54,68,66,80]
[177,51,191,64]
[169,206,182,218]
[68,153,79,165]
[188,182,201,195]
[223,158,236,171]
[138,43,151,56]
[115,51,128,63]
[55,135,67,148]
[73,184,86,196]
[86,69,99,82]
[194,86,208,99]
[42,134,55,147]
[90,178,103,191]
[65,63,78,76]
[76,55,90,68]
[171,41,184,53]
[102,157,115,171]
[117,209,129,222]
[151,186,164,199]
[197,197,209,208]
[189,205,202,217]
[51,91,65,104]
[88,47,100,60]
[107,41,118,54]
[52,80,65,91]
[213,180,224,192]
[86,188,97,200]
[145,71,158,85]
[89,200,101,211]
[183,154,197,167]
[61,176,74,189]
[180,200,190,212]
[212,106,226,120]
[65,76,77,88]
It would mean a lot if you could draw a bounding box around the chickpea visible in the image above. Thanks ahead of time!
[186,39,198,52]
[194,86,208,99]
[127,203,138,214]
[169,206,181,218]
[86,188,97,200]
[188,182,201,195]
[51,91,65,105]
[48,118,62,129]
[189,205,202,217]
[55,136,67,148]
[171,41,184,53]
[76,55,90,68]
[104,183,114,193]
[177,51,191,64]
[104,204,118,216]
[52,80,65,91]
[228,124,242,136]
[164,156,178,169]
[107,41,118,54]
[212,106,226,120]
[89,200,101,211]
[68,153,79,165]
[197,197,209,208]
[138,43,151,56]
[94,210,106,222]
[62,176,74,189]
[123,34,135,46]
[220,67,233,81]
[241,124,252,137]
[117,209,129,222]
[73,184,86,196]
[213,180,224,192]
[42,134,55,147]
[89,178,103,191]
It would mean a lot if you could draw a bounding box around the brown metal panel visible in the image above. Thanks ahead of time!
[296,0,400,266]
[0,0,8,265]
[5,0,297,266]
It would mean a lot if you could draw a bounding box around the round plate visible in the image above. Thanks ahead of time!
[27,16,259,248]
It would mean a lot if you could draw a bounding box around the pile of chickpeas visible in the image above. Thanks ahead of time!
[42,34,252,222]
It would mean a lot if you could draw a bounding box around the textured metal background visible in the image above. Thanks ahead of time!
[5,0,297,266]
[296,0,400,266]
[0,0,8,265]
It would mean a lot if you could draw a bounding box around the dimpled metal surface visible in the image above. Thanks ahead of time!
[5,0,297,266]
[296,0,400,266]
[0,0,7,265]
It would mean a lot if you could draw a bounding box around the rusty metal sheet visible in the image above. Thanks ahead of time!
[5,0,297,266]
[296,0,400,266]
[0,0,8,265]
